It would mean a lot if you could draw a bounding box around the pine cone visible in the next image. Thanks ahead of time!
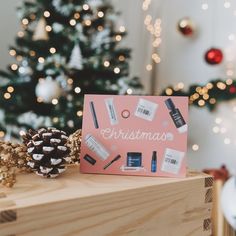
[23,127,70,178]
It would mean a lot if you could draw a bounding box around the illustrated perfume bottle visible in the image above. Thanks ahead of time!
[151,151,157,172]
[165,98,188,133]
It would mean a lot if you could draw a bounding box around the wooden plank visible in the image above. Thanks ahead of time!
[0,166,212,236]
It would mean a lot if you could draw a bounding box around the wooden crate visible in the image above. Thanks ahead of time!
[0,166,212,236]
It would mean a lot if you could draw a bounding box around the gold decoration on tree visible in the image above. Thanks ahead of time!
[0,141,31,187]
[66,129,82,164]
[32,17,49,41]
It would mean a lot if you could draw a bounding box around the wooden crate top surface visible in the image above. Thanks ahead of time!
[0,166,210,211]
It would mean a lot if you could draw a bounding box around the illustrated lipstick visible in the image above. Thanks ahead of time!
[103,155,121,170]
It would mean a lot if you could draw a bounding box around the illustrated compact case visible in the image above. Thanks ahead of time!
[80,95,189,177]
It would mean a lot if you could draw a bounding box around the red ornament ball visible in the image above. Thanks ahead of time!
[177,17,194,36]
[204,48,223,65]
[229,86,236,94]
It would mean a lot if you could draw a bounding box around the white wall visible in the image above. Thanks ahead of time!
[1,0,236,172]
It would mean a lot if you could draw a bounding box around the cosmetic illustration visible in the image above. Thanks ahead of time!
[120,166,146,172]
[84,154,96,165]
[89,101,99,129]
[103,155,121,170]
[165,98,187,133]
[161,148,185,174]
[105,97,118,125]
[85,134,110,161]
[121,109,130,119]
[135,98,158,121]
[151,151,157,172]
[127,152,142,167]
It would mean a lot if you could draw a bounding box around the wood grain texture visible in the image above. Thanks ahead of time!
[0,166,212,236]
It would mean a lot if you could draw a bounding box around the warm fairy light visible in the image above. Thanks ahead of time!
[44,11,50,18]
[45,25,52,32]
[83,4,89,10]
[67,78,73,84]
[152,53,161,63]
[224,1,231,8]
[29,14,36,20]
[104,61,110,67]
[53,117,59,123]
[206,82,213,89]
[9,49,16,56]
[119,26,126,32]
[98,11,104,18]
[22,18,29,25]
[228,34,235,41]
[146,64,152,71]
[38,57,45,63]
[127,88,133,94]
[177,82,184,89]
[217,82,226,90]
[30,50,36,56]
[0,131,5,138]
[165,88,173,95]
[192,144,199,151]
[114,67,120,74]
[84,20,91,26]
[19,130,26,136]
[201,3,209,10]
[119,55,125,61]
[203,94,209,100]
[17,31,24,37]
[209,98,216,104]
[69,19,76,26]
[52,98,58,105]
[49,47,56,54]
[198,99,205,106]
[37,97,43,103]
[97,26,104,31]
[215,117,222,124]
[213,126,220,133]
[11,64,18,71]
[7,86,14,93]
[193,93,200,99]
[226,69,234,76]
[74,87,81,93]
[142,0,151,10]
[115,35,122,41]
[74,13,80,19]
[224,138,231,144]
[77,111,83,117]
[16,55,23,61]
[4,93,11,99]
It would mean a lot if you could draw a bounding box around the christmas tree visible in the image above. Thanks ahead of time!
[0,0,142,138]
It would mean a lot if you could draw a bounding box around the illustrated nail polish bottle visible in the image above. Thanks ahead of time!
[151,151,157,172]
[165,98,188,133]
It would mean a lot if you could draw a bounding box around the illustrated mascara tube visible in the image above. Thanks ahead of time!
[103,155,121,170]
[105,97,118,125]
[89,101,99,129]
[85,134,110,161]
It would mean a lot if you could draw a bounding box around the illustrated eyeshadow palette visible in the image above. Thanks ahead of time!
[80,95,189,177]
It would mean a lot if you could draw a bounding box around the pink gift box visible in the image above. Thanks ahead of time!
[80,95,188,178]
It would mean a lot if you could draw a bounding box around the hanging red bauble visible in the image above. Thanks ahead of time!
[177,17,195,36]
[229,85,236,94]
[204,48,223,65]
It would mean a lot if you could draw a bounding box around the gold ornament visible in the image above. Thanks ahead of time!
[66,129,82,164]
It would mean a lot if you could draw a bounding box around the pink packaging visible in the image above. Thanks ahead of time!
[80,95,189,178]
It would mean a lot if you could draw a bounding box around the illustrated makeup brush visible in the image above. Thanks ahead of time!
[89,101,99,129]
[103,155,121,170]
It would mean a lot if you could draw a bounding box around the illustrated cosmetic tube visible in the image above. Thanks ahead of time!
[120,165,146,172]
[89,101,99,129]
[85,134,110,161]
[83,154,97,165]
[165,98,187,133]
[151,151,157,172]
[127,152,142,167]
[103,155,121,170]
[105,97,118,125]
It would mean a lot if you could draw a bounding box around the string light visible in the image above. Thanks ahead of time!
[224,1,231,8]
[83,4,89,10]
[7,86,14,93]
[44,11,50,18]
[119,26,126,32]
[97,25,103,31]
[0,131,5,138]
[11,64,18,71]
[84,20,91,26]
[45,25,52,32]
[77,111,83,117]
[74,13,80,19]
[9,49,16,56]
[17,31,24,37]
[53,117,59,123]
[118,55,125,61]
[115,35,122,41]
[29,14,36,20]
[29,50,36,56]
[52,98,58,105]
[146,64,152,71]
[49,47,56,54]
[127,88,133,94]
[201,3,209,10]
[224,138,231,144]
[38,57,45,63]
[98,11,104,18]
[74,87,81,93]
[192,144,199,151]
[114,67,120,74]
[69,19,76,26]
[228,34,235,41]
[4,93,11,99]
[165,88,173,95]
[37,97,43,103]
[104,61,110,67]
[22,18,29,25]
[67,78,73,84]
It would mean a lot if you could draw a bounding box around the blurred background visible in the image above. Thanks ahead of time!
[0,0,236,234]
